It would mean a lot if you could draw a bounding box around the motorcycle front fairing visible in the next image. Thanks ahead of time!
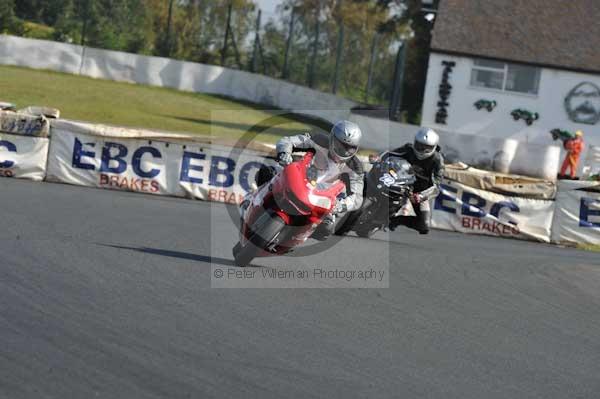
[240,152,345,255]
[377,157,417,218]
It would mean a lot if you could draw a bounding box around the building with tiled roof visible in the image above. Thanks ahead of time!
[421,0,600,151]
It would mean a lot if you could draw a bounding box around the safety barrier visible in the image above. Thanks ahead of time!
[46,119,276,204]
[0,111,50,181]
[431,179,555,243]
[0,109,596,245]
[551,180,600,245]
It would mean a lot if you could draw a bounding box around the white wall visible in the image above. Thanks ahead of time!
[0,35,83,74]
[348,114,420,150]
[0,35,356,124]
[422,53,600,176]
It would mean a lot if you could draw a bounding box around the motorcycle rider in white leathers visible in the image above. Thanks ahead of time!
[257,120,365,241]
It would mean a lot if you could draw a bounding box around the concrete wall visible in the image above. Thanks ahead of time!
[0,35,356,124]
[0,35,83,74]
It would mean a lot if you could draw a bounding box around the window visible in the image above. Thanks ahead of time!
[470,59,540,95]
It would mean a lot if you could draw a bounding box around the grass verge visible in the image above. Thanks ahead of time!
[578,244,600,252]
[0,65,317,143]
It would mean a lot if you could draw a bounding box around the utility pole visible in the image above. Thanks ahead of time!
[80,16,88,46]
[221,3,233,66]
[221,3,242,68]
[307,0,321,88]
[165,0,175,57]
[389,41,406,121]
[249,10,262,73]
[282,7,296,79]
[364,33,379,103]
[332,0,344,94]
[258,33,267,74]
[196,0,205,40]
[80,0,91,46]
[229,23,242,69]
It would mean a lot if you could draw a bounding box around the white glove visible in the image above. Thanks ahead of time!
[277,152,293,166]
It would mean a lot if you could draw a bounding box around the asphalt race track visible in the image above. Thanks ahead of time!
[1,178,599,399]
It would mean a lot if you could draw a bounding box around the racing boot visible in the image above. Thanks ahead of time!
[415,210,431,235]
[310,214,335,241]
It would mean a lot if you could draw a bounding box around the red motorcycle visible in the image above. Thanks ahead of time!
[233,151,346,267]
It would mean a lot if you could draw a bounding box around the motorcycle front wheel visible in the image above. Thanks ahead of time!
[353,197,383,238]
[233,211,285,267]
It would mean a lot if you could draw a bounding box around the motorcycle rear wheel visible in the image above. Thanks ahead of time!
[335,197,374,236]
[233,211,285,267]
[355,225,380,238]
[334,211,358,236]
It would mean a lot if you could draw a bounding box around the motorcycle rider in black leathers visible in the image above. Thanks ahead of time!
[389,127,444,235]
[274,120,365,240]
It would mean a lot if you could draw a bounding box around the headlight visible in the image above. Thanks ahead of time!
[308,193,332,209]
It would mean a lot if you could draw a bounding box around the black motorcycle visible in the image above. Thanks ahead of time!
[335,152,416,238]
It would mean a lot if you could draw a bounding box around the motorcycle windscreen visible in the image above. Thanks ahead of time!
[384,156,415,183]
[306,153,346,212]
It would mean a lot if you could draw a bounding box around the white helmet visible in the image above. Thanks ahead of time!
[329,120,362,162]
[413,127,439,160]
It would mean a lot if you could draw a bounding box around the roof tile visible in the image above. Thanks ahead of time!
[431,0,600,73]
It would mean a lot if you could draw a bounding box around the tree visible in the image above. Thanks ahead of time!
[53,0,154,51]
[401,0,433,123]
[14,0,72,26]
[53,0,78,42]
[264,0,403,102]
[377,0,435,123]
[4,0,430,110]
[0,0,22,34]
[14,0,40,22]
